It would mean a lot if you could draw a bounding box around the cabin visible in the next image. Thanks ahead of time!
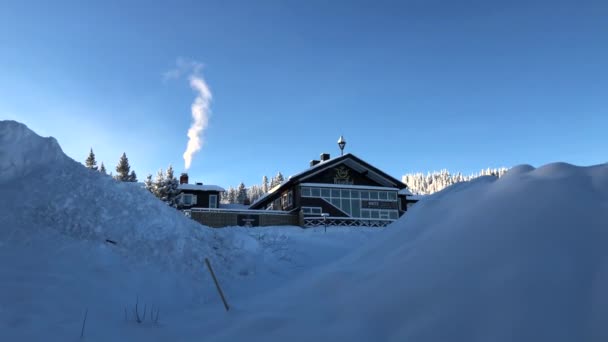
[176,173,225,209]
[249,153,416,227]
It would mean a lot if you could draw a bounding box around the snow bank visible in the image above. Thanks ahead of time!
[0,120,383,341]
[214,162,608,342]
[0,120,67,183]
[0,120,223,276]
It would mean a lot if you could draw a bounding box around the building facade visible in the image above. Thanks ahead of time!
[176,173,225,210]
[249,153,416,227]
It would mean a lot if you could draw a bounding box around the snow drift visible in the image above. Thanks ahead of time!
[0,120,380,341]
[213,162,608,342]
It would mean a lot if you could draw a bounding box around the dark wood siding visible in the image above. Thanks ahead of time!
[180,190,221,209]
[304,164,384,187]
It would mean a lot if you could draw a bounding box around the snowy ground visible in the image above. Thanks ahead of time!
[2,120,608,341]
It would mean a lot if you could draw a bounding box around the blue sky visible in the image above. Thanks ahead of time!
[1,0,606,187]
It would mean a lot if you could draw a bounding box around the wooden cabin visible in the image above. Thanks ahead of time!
[249,153,417,227]
[176,173,225,209]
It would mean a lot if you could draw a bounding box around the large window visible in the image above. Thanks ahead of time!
[302,207,323,215]
[183,194,193,205]
[301,185,399,219]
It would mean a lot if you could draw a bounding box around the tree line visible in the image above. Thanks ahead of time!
[220,172,285,205]
[402,168,509,195]
[84,148,180,206]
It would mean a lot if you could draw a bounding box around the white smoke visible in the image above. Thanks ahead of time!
[184,75,212,170]
[164,58,213,170]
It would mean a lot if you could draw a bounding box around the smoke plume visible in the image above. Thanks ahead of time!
[184,75,212,170]
[165,58,212,170]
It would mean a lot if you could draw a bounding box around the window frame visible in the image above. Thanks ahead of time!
[209,194,217,208]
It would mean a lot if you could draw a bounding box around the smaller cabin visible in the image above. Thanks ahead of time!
[176,173,225,209]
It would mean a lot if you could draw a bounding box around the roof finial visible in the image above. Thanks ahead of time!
[337,135,346,156]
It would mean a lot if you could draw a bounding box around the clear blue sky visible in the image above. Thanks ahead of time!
[1,0,606,187]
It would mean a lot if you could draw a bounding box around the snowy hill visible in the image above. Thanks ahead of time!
[212,162,608,341]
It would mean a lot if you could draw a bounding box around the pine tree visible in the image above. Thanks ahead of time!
[99,162,107,175]
[153,169,167,201]
[228,187,237,204]
[85,148,98,171]
[114,153,131,182]
[236,182,247,204]
[128,170,137,182]
[165,165,179,206]
[144,174,153,193]
[262,175,269,193]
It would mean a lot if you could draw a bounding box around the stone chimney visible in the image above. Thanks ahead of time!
[180,173,189,184]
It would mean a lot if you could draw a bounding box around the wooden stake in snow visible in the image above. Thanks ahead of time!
[205,258,230,311]
[80,308,88,339]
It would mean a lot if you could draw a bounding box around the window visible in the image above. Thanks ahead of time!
[351,190,360,199]
[321,188,330,198]
[331,189,340,197]
[370,211,379,219]
[388,192,397,200]
[379,191,388,200]
[183,194,193,205]
[361,191,369,199]
[302,187,311,197]
[288,191,293,206]
[341,189,350,198]
[351,199,361,217]
[311,188,321,197]
[389,211,399,220]
[361,210,370,218]
[341,198,351,215]
[370,191,379,200]
[303,207,322,215]
[209,194,217,208]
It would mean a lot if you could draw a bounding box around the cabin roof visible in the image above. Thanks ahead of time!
[178,184,225,192]
[250,153,410,209]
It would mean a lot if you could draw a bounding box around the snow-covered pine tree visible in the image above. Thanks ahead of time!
[144,174,153,193]
[153,169,167,201]
[99,162,107,175]
[85,148,98,171]
[128,170,137,182]
[262,175,269,193]
[402,167,509,195]
[164,165,179,206]
[270,171,285,189]
[114,153,131,182]
[236,182,247,204]
[228,187,237,204]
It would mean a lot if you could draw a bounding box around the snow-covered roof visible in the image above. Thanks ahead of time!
[178,184,225,192]
[300,183,399,191]
[398,188,413,196]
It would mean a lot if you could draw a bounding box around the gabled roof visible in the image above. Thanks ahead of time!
[250,153,409,209]
[178,184,225,192]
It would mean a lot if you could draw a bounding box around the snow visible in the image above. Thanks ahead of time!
[213,162,608,342]
[178,183,225,192]
[2,119,608,341]
[397,187,413,195]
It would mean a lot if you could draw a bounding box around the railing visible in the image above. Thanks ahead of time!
[303,216,394,228]
[184,208,295,216]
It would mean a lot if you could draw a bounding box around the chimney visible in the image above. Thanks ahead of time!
[180,173,189,184]
[310,160,320,167]
[195,182,203,186]
[320,153,330,162]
